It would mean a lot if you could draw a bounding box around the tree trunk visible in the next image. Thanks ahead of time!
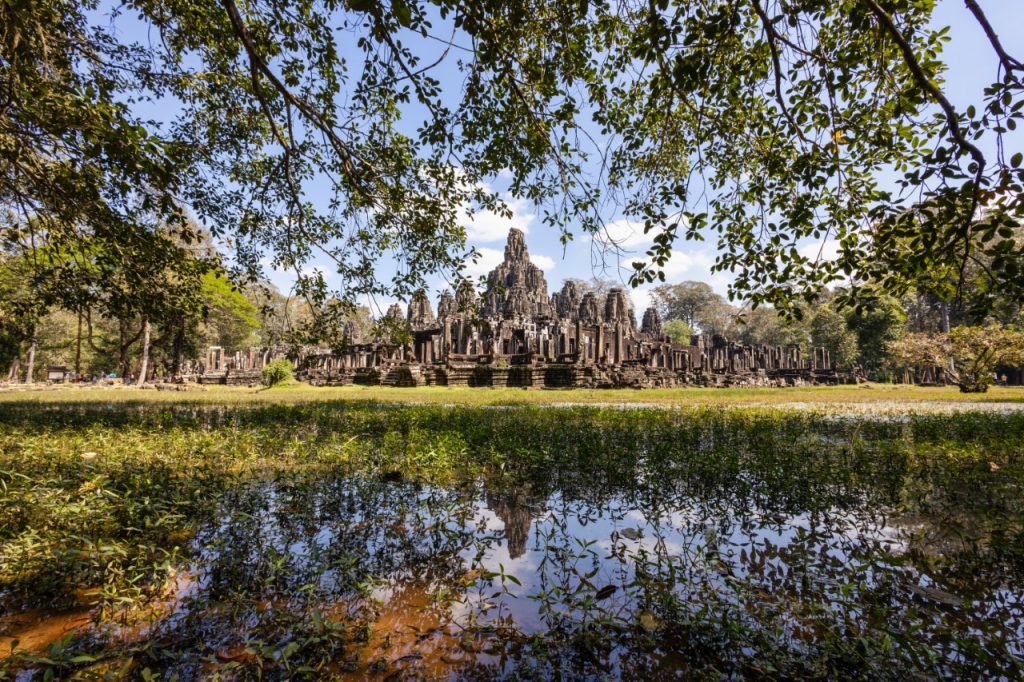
[24,333,37,384]
[172,327,185,380]
[119,321,131,379]
[8,357,20,382]
[137,318,151,386]
[75,311,83,376]
[939,301,955,382]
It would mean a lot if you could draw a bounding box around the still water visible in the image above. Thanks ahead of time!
[1,405,1022,680]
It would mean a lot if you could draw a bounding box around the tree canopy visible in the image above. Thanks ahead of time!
[2,0,1022,322]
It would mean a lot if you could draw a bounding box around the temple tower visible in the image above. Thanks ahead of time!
[480,229,552,318]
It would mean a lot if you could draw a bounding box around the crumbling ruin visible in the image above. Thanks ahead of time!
[299,229,840,388]
[196,345,288,385]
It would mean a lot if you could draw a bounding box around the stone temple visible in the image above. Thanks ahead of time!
[297,229,836,388]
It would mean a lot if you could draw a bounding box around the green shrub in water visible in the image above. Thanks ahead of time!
[261,358,294,387]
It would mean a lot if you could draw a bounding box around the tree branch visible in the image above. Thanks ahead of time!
[859,0,987,296]
[750,0,809,144]
[220,0,371,179]
[963,0,1021,75]
[859,0,985,171]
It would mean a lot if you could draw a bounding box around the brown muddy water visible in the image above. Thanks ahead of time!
[0,404,1023,680]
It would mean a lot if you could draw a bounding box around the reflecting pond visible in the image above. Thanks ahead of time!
[1,403,1022,679]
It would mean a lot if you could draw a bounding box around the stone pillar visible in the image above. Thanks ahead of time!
[614,322,622,365]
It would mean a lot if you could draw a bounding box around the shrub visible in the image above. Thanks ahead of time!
[261,358,294,387]
[890,326,1024,393]
[949,325,1024,393]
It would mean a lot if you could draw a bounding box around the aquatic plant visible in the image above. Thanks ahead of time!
[0,402,1021,679]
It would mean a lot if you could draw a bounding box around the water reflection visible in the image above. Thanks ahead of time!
[2,405,1022,680]
[68,461,1018,680]
[485,486,539,560]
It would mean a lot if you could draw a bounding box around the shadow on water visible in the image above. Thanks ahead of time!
[1,402,1023,680]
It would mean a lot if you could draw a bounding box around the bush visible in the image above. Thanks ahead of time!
[891,326,1024,393]
[261,358,294,387]
[950,325,1024,393]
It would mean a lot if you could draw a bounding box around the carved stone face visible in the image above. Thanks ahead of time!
[407,290,436,330]
[604,288,630,323]
[504,228,529,262]
[456,280,478,311]
[503,285,531,318]
[641,307,662,336]
[578,292,600,324]
[437,291,456,319]
[552,281,582,320]
[479,228,552,318]
[385,303,404,323]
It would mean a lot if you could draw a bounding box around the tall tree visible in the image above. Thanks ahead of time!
[733,306,805,347]
[847,295,907,377]
[651,282,721,330]
[662,318,694,344]
[891,326,1024,392]
[43,224,213,378]
[0,252,49,381]
[810,306,860,370]
[3,0,1022,319]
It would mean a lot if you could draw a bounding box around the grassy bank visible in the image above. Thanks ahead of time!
[2,382,1023,409]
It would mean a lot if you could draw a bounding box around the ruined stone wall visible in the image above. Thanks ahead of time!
[197,345,289,385]
[221,229,844,388]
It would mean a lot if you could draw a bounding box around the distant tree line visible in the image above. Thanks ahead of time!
[647,279,1024,392]
[3,237,1023,392]
[0,225,373,383]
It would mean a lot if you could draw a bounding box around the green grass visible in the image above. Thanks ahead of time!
[2,381,1023,408]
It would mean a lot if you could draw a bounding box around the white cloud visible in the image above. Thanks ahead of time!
[659,250,715,279]
[598,217,694,250]
[706,272,735,298]
[463,247,504,277]
[630,286,655,313]
[464,197,535,243]
[600,219,652,248]
[798,238,841,263]
[530,254,555,271]
[626,250,730,310]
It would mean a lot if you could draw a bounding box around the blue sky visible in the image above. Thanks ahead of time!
[104,0,1024,317]
[275,0,1024,318]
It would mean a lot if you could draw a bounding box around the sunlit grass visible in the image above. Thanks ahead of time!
[2,381,1023,408]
